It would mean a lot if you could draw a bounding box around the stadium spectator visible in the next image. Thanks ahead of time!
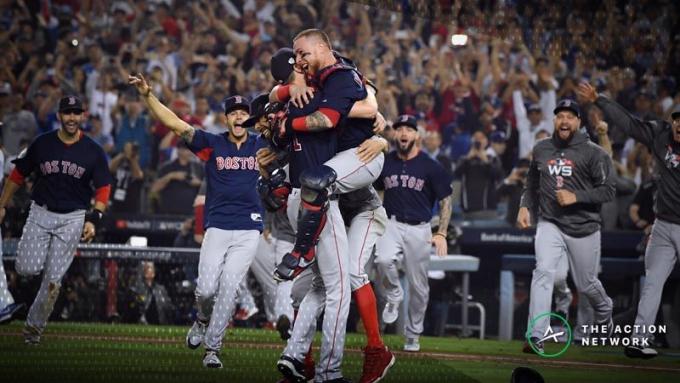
[150,141,203,215]
[114,93,152,169]
[0,89,37,156]
[109,142,145,214]
[84,114,115,156]
[497,158,531,226]
[453,131,504,221]
[132,262,175,325]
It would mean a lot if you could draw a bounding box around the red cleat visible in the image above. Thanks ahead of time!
[359,345,395,383]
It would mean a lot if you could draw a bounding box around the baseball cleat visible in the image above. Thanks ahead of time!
[202,350,223,368]
[359,345,395,383]
[274,252,316,282]
[382,302,399,325]
[522,337,544,354]
[0,302,25,325]
[277,355,313,383]
[234,305,259,321]
[624,345,658,359]
[276,314,292,340]
[403,338,420,352]
[186,320,208,350]
[23,323,42,345]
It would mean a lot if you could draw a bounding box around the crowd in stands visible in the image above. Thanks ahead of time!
[1,1,680,324]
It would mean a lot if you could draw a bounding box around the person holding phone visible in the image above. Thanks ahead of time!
[453,130,505,221]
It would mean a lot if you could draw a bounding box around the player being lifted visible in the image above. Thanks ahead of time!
[128,74,266,369]
[0,95,111,344]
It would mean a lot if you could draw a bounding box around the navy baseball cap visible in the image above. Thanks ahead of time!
[271,47,295,84]
[243,93,269,128]
[393,114,417,130]
[223,95,250,115]
[553,99,580,118]
[671,105,680,120]
[59,95,84,113]
[527,103,542,113]
[490,130,508,143]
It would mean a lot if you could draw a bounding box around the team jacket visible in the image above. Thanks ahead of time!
[520,131,615,237]
[595,96,680,225]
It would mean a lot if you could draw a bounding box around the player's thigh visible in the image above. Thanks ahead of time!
[325,149,384,194]
[223,230,260,281]
[534,220,568,272]
[643,220,678,280]
[291,267,314,308]
[402,223,432,289]
[348,208,387,287]
[44,212,85,281]
[251,236,277,291]
[16,205,53,276]
[563,230,601,285]
[374,219,403,266]
[315,202,349,289]
[286,189,301,233]
[196,228,231,293]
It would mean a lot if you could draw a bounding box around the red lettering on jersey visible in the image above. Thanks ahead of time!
[51,160,59,173]
[225,157,233,169]
[247,157,255,170]
[61,160,71,173]
[68,163,78,176]
[40,163,46,175]
[407,176,416,189]
[415,179,425,191]
[75,166,85,179]
[400,175,409,187]
[216,156,225,170]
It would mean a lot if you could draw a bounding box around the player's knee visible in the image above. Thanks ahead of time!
[532,268,555,288]
[299,166,336,204]
[15,256,41,277]
[195,279,218,300]
[350,275,369,292]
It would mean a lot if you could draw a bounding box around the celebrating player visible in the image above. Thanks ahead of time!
[577,82,680,359]
[374,115,453,353]
[129,74,265,369]
[518,99,616,354]
[0,148,24,324]
[0,95,111,343]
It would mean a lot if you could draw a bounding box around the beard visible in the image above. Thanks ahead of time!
[397,139,415,156]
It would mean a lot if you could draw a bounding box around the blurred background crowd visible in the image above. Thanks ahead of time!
[1,0,679,325]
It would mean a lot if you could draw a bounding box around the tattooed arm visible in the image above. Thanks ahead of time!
[432,194,452,257]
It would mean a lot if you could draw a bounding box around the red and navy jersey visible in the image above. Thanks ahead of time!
[187,129,267,232]
[287,95,338,188]
[318,68,370,152]
[12,130,111,212]
[375,151,453,223]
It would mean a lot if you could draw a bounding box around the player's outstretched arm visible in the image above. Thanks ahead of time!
[348,85,378,119]
[128,73,195,143]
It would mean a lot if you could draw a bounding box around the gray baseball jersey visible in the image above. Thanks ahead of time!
[595,96,680,341]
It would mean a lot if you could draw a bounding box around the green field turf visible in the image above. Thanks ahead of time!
[1,322,679,383]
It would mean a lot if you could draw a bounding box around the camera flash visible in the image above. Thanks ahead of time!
[451,34,468,46]
[71,39,79,47]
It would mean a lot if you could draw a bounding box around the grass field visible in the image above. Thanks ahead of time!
[1,322,679,383]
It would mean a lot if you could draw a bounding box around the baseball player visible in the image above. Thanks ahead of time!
[578,83,680,359]
[518,99,616,354]
[374,115,453,353]
[0,149,25,325]
[261,43,394,382]
[0,95,112,343]
[129,74,265,369]
[267,30,386,282]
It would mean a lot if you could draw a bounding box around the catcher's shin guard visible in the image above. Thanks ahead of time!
[274,166,336,281]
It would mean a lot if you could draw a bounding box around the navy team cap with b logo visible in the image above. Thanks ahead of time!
[223,95,250,115]
[271,47,296,84]
[393,114,417,130]
[59,95,84,113]
[553,99,580,118]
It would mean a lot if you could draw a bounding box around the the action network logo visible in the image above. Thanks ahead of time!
[526,312,572,358]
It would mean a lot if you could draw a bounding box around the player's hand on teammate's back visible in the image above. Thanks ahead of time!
[289,84,314,108]
[516,207,532,229]
[432,234,447,257]
[128,73,150,96]
[81,221,95,243]
[256,148,277,174]
[576,82,598,104]
[356,138,385,164]
[373,112,386,134]
[555,189,577,206]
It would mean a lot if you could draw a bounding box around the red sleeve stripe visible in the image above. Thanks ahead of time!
[276,85,291,101]
[194,204,205,235]
[291,108,341,132]
[8,168,25,185]
[95,185,111,205]
[196,148,213,162]
[319,108,340,126]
